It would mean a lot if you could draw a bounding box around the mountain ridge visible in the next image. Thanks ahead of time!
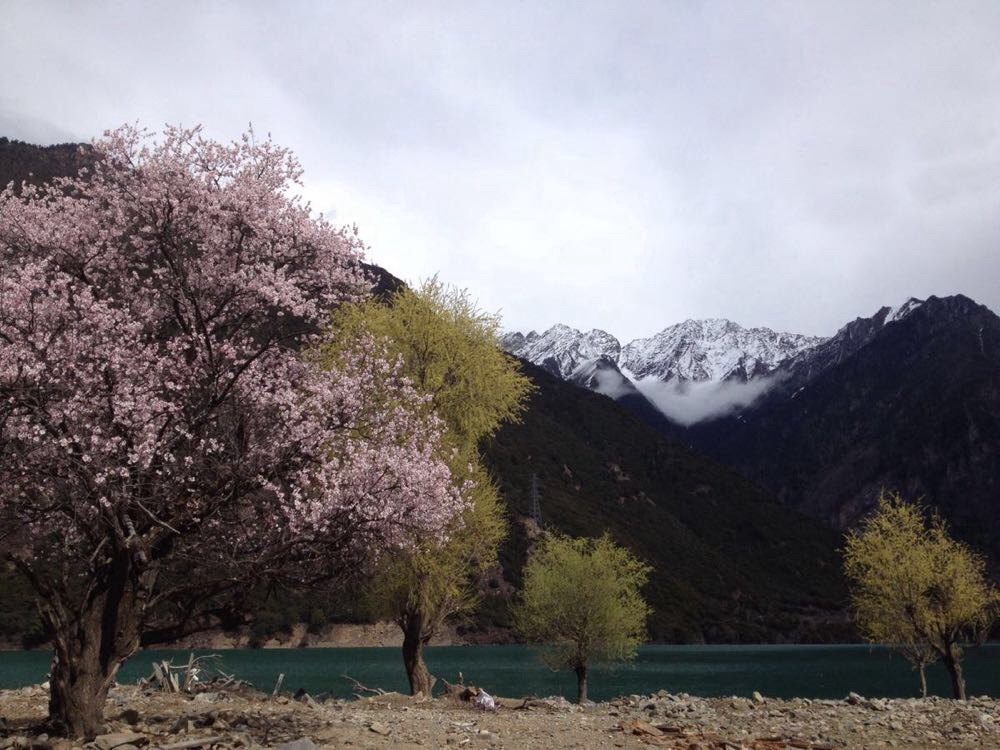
[502,299,935,427]
[502,319,825,387]
[689,294,1000,561]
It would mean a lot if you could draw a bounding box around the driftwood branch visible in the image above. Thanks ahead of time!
[141,653,230,693]
[341,673,386,699]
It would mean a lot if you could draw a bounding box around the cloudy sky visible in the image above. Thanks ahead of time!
[3,1,999,339]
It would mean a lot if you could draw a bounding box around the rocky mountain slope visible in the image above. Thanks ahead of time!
[690,295,1000,562]
[775,297,925,393]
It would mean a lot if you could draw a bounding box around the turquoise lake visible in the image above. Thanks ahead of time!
[3,645,1000,702]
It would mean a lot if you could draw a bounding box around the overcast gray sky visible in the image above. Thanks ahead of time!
[2,1,999,339]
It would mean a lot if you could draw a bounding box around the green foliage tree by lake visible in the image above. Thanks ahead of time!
[514,533,650,702]
[844,491,1000,699]
[324,277,533,695]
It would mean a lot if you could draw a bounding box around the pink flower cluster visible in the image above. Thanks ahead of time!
[0,125,463,576]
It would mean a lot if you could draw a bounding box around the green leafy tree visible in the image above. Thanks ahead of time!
[514,533,650,702]
[844,491,1000,699]
[324,277,533,694]
[366,465,506,694]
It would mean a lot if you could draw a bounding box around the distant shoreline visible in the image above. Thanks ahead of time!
[2,619,877,652]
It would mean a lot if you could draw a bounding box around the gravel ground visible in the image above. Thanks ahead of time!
[2,683,999,749]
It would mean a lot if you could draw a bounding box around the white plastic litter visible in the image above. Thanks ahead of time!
[473,689,497,711]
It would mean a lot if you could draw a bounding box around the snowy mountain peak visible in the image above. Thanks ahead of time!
[500,324,621,379]
[620,319,825,383]
[568,356,639,399]
[502,295,970,427]
[503,318,824,385]
[885,297,924,324]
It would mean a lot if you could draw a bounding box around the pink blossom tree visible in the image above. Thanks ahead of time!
[0,126,465,738]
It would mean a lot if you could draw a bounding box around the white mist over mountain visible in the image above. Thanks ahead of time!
[632,374,783,426]
[589,367,636,400]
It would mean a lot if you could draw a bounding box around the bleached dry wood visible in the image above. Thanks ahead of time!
[341,673,386,698]
[142,653,228,693]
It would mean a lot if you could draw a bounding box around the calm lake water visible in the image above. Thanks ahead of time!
[3,645,1000,702]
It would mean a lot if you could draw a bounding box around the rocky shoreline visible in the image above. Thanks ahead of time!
[3,682,1000,749]
[0,622,522,652]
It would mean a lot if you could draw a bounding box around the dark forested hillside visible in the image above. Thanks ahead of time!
[0,137,93,191]
[483,360,848,643]
[690,295,1000,562]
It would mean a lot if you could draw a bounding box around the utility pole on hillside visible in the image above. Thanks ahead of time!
[530,473,542,528]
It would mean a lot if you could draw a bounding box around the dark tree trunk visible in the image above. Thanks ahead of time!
[42,553,144,739]
[48,639,116,740]
[575,663,588,703]
[401,611,435,696]
[943,646,966,700]
[918,663,928,698]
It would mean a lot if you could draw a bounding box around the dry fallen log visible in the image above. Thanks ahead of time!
[141,653,228,694]
[148,660,178,692]
[341,673,386,699]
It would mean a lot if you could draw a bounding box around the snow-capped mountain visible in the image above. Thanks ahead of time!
[502,319,824,386]
[687,295,1000,564]
[503,300,928,425]
[620,319,824,382]
[500,325,620,380]
[567,356,637,398]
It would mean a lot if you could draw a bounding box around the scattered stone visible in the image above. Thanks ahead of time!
[93,733,146,750]
[168,717,196,734]
[293,691,320,709]
[159,738,225,750]
[274,740,316,750]
[751,691,765,705]
[117,708,141,725]
[621,719,663,737]
[0,681,998,749]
